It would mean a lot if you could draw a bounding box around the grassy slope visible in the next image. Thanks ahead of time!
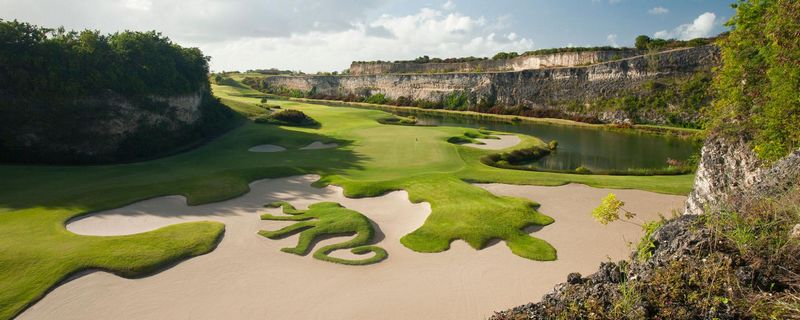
[0,81,694,319]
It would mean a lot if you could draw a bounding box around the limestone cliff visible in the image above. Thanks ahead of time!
[0,89,236,164]
[350,50,643,75]
[251,46,718,126]
[685,134,800,215]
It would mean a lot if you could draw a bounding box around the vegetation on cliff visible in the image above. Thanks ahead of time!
[0,20,236,164]
[707,0,800,161]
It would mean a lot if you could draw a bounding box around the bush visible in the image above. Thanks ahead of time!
[364,93,389,104]
[575,166,592,174]
[255,109,319,127]
[548,140,559,150]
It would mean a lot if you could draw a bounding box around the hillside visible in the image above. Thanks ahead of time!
[242,44,718,128]
[0,20,237,164]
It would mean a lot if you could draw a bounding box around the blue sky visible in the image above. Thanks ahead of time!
[0,0,734,72]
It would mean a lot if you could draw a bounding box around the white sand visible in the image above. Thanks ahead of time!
[299,141,338,150]
[21,176,685,320]
[463,135,521,150]
[248,144,287,152]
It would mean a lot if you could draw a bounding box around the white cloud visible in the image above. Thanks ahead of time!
[606,33,618,47]
[648,6,669,15]
[123,0,152,11]
[205,8,534,72]
[0,0,535,72]
[654,12,717,40]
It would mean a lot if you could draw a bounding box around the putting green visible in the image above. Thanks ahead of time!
[0,81,694,319]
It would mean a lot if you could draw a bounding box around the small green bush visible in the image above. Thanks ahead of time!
[255,109,319,127]
[548,140,559,150]
[575,166,592,174]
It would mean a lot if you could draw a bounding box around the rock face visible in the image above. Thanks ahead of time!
[349,50,643,75]
[254,46,718,125]
[0,89,236,164]
[685,134,800,215]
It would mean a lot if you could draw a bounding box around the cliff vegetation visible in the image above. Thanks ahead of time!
[0,20,236,164]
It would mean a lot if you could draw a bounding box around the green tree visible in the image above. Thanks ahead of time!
[592,193,641,227]
[634,35,651,50]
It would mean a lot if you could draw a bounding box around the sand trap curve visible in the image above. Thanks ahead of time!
[463,134,521,150]
[23,176,685,320]
[300,141,338,150]
[248,144,286,152]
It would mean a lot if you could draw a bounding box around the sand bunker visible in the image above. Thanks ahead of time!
[23,176,685,320]
[300,141,338,150]
[464,135,521,150]
[248,144,287,152]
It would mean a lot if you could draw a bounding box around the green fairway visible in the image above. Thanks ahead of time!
[0,80,694,319]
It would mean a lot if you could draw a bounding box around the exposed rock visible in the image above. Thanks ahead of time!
[0,89,235,164]
[792,224,800,239]
[253,45,719,126]
[566,272,583,284]
[350,50,643,75]
[685,134,800,215]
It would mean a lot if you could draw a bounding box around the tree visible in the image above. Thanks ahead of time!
[492,52,520,60]
[634,35,651,50]
[592,193,641,227]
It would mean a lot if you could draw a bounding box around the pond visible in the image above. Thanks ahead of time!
[407,113,700,171]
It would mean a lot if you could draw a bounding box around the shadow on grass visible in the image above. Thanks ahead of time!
[0,124,369,212]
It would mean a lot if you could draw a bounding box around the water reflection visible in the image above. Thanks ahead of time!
[409,113,700,171]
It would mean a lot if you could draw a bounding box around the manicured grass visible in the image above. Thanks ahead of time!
[260,201,387,265]
[0,80,694,319]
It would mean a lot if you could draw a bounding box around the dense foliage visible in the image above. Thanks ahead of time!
[707,0,800,161]
[0,20,209,97]
[522,46,632,56]
[634,35,716,51]
[353,55,489,65]
[0,20,236,164]
[590,72,713,128]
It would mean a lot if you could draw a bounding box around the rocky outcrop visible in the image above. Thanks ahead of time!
[492,133,800,319]
[685,134,800,215]
[253,46,718,125]
[0,89,236,164]
[350,50,643,75]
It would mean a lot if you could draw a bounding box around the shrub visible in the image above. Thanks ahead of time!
[364,93,389,104]
[548,140,559,150]
[575,166,592,174]
[255,109,319,127]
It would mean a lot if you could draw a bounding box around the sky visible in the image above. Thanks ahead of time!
[0,0,735,72]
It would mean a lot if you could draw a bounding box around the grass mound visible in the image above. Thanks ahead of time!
[446,129,497,145]
[259,201,387,265]
[255,109,320,127]
[377,115,418,126]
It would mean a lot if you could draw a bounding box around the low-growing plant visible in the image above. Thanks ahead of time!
[548,140,559,150]
[574,166,592,174]
[254,109,320,127]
